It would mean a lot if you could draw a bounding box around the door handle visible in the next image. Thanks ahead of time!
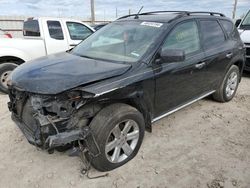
[69,44,77,47]
[195,62,206,69]
[226,52,233,59]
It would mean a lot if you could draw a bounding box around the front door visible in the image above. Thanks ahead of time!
[64,21,94,48]
[154,20,208,117]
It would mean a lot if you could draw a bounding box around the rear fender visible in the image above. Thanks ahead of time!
[0,48,30,62]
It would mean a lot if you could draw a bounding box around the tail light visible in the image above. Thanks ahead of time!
[4,33,12,38]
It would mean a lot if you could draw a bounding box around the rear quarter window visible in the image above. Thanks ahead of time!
[200,20,226,49]
[23,20,40,37]
[220,20,233,36]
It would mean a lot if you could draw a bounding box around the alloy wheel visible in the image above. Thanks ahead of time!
[105,119,140,163]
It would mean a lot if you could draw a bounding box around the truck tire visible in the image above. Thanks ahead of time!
[0,63,18,94]
[85,103,145,172]
[213,65,240,102]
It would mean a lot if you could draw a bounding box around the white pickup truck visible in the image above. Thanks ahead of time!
[236,10,250,71]
[0,17,94,93]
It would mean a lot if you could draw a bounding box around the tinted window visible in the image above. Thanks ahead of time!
[200,20,225,49]
[220,20,233,36]
[47,21,64,40]
[66,22,93,40]
[162,21,200,54]
[23,20,40,37]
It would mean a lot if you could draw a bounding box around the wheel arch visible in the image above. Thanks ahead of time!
[0,56,25,65]
[93,96,153,133]
[121,98,152,132]
[232,59,244,82]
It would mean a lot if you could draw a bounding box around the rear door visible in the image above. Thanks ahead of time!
[64,22,94,48]
[154,20,208,117]
[198,19,234,90]
[43,20,69,54]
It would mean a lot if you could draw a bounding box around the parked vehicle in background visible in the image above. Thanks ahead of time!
[235,10,250,71]
[0,29,12,38]
[8,11,245,172]
[92,23,108,31]
[0,17,94,93]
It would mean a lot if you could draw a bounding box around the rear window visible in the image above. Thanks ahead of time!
[23,20,40,37]
[200,20,225,49]
[220,20,233,36]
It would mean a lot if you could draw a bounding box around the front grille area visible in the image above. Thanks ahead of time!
[8,87,42,146]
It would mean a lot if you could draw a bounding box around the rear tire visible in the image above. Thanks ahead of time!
[0,63,18,94]
[85,103,145,172]
[213,65,240,102]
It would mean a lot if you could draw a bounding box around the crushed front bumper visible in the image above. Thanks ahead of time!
[11,113,91,149]
[12,113,42,146]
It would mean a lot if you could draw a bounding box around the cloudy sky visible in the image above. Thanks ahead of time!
[0,0,249,20]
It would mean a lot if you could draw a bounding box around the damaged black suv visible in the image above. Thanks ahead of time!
[7,11,245,172]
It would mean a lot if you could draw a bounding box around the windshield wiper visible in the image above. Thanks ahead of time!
[77,54,96,60]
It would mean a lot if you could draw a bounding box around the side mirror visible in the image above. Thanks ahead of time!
[159,49,185,63]
[235,19,242,28]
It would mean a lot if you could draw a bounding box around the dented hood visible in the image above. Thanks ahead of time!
[11,52,131,94]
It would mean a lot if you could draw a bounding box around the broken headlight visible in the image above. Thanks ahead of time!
[30,90,94,119]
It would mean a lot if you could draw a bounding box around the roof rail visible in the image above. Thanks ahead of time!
[117,11,225,20]
[186,11,225,17]
[118,11,187,20]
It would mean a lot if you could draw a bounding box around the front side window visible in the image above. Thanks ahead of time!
[66,22,93,40]
[72,21,166,63]
[200,20,225,49]
[162,21,200,55]
[47,21,64,40]
[23,20,40,37]
[242,11,250,26]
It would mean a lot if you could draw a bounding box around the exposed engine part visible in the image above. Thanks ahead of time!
[8,88,103,151]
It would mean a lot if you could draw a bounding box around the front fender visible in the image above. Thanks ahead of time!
[82,68,155,132]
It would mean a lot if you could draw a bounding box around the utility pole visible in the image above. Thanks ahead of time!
[90,0,95,23]
[116,7,118,18]
[232,0,238,19]
[129,9,131,15]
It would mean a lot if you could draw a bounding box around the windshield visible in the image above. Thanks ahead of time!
[242,11,250,26]
[72,21,165,63]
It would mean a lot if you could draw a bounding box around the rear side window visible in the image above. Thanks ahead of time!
[200,20,225,49]
[220,20,233,36]
[23,20,40,37]
[162,21,200,55]
[47,21,64,40]
[66,22,93,40]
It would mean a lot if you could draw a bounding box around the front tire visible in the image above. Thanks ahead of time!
[0,63,18,94]
[85,103,145,172]
[213,65,240,102]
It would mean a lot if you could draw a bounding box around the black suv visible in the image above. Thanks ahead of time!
[8,11,245,172]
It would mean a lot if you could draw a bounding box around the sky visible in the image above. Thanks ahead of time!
[0,0,249,21]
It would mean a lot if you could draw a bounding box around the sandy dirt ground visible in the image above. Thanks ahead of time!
[0,75,249,188]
